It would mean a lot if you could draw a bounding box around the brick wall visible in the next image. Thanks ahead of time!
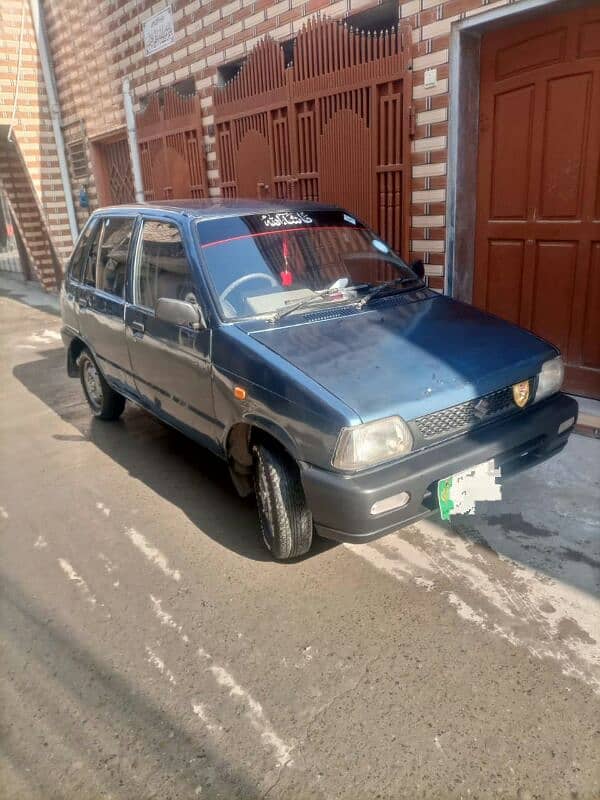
[0,137,62,286]
[6,0,526,290]
[401,0,516,289]
[0,0,69,288]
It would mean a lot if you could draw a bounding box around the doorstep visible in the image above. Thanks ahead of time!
[572,395,600,439]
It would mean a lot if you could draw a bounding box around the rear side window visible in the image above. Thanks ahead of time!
[68,220,97,282]
[134,220,196,309]
[96,217,135,298]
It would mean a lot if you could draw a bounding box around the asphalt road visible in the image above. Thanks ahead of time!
[1,279,599,800]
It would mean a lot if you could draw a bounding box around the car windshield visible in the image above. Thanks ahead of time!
[197,210,420,321]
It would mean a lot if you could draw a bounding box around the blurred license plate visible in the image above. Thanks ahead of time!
[437,459,501,520]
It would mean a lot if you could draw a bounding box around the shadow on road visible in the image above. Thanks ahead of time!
[0,286,60,317]
[13,347,336,563]
[0,571,262,799]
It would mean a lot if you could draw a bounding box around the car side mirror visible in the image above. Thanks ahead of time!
[155,297,205,330]
[410,259,425,281]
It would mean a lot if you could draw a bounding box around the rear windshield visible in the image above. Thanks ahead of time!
[197,210,416,320]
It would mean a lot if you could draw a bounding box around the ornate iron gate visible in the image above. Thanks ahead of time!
[214,18,413,259]
[136,86,208,201]
[103,138,135,204]
[93,136,135,206]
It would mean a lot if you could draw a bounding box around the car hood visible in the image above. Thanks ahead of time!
[245,294,557,422]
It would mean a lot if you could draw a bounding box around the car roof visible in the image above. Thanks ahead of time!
[94,198,342,221]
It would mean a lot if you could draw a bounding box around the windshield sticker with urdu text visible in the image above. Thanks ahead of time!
[259,212,314,228]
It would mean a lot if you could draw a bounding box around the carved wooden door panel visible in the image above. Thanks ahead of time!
[475,5,600,397]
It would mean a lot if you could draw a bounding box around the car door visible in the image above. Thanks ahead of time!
[125,216,217,440]
[60,217,98,334]
[78,215,137,394]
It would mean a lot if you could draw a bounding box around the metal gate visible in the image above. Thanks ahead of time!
[137,86,208,201]
[214,17,413,260]
[99,137,135,205]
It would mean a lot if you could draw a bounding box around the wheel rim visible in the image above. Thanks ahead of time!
[83,358,103,410]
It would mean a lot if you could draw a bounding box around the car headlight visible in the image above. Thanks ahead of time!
[332,416,413,471]
[535,356,564,403]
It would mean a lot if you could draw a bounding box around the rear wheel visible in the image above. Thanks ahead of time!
[79,349,125,421]
[253,442,313,560]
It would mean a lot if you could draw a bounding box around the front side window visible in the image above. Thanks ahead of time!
[134,220,196,309]
[68,220,97,281]
[197,210,419,320]
[81,222,101,288]
[96,217,135,298]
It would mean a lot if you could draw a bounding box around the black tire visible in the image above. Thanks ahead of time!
[253,442,313,560]
[79,349,125,421]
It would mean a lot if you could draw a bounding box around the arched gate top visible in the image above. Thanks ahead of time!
[214,15,413,116]
[215,37,286,108]
[136,85,201,142]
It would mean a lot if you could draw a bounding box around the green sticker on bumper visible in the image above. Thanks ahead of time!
[438,476,454,521]
[437,459,502,521]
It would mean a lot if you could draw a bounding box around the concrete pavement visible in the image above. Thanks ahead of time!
[1,278,599,799]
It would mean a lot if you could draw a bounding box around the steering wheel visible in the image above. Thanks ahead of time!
[220,272,279,304]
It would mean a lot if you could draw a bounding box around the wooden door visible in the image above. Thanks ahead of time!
[474,5,600,397]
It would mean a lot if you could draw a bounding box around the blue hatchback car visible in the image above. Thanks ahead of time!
[60,200,578,559]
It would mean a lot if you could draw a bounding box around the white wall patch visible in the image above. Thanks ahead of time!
[424,67,438,88]
[144,5,175,56]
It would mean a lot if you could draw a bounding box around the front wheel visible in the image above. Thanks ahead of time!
[253,442,313,560]
[79,349,125,421]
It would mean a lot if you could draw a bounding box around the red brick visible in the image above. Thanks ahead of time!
[442,0,482,19]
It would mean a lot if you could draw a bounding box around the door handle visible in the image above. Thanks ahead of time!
[130,321,145,337]
[77,296,88,308]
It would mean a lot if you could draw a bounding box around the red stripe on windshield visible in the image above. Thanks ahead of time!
[200,225,350,249]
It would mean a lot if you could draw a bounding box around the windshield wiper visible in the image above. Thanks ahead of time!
[358,276,422,307]
[269,289,340,323]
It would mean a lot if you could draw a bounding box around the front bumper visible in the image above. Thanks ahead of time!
[299,392,578,543]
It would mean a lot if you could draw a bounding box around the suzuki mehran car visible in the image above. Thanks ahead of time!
[60,200,578,559]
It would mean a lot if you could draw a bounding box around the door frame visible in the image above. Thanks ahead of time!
[89,128,135,207]
[125,212,217,441]
[444,0,579,302]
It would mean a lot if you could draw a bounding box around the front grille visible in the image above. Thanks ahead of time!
[413,385,519,442]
